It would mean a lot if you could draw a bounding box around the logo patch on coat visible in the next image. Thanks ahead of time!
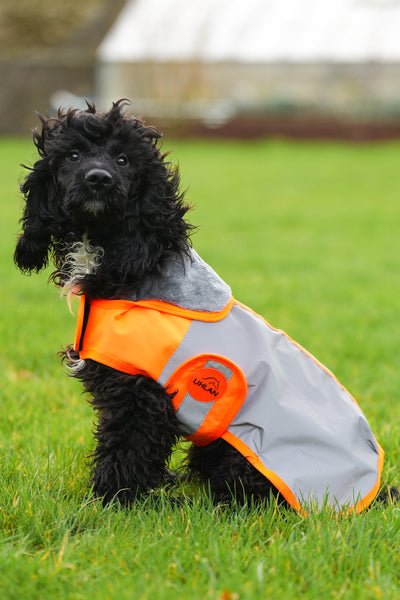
[188,367,228,402]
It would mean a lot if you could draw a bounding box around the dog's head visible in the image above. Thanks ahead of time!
[14,100,191,285]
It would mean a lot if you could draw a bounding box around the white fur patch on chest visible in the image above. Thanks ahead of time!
[62,235,104,322]
[62,234,104,297]
[66,235,104,279]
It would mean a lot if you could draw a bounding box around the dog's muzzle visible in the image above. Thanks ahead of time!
[85,168,113,192]
[61,166,127,224]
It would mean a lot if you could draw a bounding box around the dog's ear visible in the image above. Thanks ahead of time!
[14,160,54,274]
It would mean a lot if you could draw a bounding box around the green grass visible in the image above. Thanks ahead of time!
[1,136,400,599]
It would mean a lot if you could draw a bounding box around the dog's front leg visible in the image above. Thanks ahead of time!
[82,363,180,506]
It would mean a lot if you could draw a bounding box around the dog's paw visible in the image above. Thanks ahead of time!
[163,469,179,486]
[163,469,192,487]
[89,486,139,508]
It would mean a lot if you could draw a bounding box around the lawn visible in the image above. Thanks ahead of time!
[1,135,400,599]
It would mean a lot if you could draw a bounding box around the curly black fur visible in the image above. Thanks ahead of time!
[15,99,280,506]
[187,439,287,506]
[77,359,180,505]
[15,99,193,297]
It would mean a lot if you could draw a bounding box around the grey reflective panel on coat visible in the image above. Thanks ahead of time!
[160,303,381,510]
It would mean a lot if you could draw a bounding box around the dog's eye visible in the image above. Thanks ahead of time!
[67,150,80,162]
[116,155,128,167]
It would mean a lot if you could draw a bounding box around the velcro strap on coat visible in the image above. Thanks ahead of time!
[166,354,247,446]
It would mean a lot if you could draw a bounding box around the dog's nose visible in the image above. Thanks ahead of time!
[85,169,113,190]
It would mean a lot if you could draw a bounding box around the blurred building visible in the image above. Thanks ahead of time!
[3,0,400,137]
[0,0,123,135]
[95,0,400,138]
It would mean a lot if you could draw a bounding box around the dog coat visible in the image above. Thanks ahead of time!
[74,250,384,513]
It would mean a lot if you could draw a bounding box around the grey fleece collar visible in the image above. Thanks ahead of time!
[129,248,232,313]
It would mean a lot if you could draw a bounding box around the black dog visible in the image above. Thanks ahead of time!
[15,100,272,506]
[15,100,389,511]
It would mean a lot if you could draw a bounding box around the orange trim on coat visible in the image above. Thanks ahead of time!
[351,448,385,514]
[131,297,234,322]
[233,299,385,476]
[222,430,384,515]
[234,299,340,379]
[234,300,352,401]
[233,299,385,513]
[73,294,87,351]
[221,430,304,513]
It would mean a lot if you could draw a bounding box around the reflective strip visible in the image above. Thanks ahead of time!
[176,398,214,436]
[206,360,233,380]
